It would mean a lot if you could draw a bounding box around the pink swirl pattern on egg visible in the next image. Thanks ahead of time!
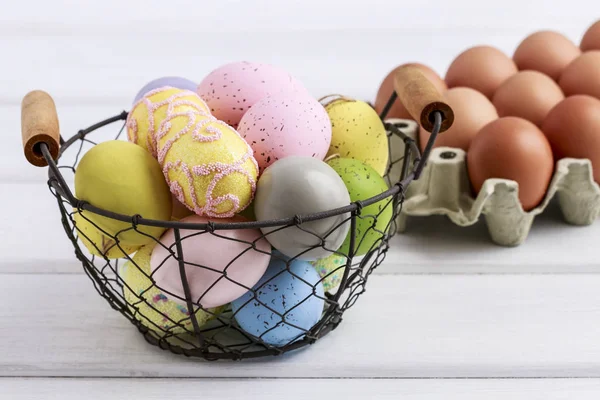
[156,108,258,218]
[126,87,210,157]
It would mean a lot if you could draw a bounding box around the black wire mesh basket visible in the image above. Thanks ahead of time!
[20,66,453,360]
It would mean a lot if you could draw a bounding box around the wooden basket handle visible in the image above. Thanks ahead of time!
[21,90,61,167]
[393,65,454,133]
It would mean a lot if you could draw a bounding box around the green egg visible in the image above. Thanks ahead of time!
[325,98,389,176]
[327,158,393,256]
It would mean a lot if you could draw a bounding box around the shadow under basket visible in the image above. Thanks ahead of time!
[21,67,452,360]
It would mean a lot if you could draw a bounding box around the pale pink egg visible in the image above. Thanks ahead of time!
[150,215,271,309]
[197,61,306,128]
[238,92,332,172]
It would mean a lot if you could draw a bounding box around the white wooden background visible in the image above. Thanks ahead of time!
[2,1,600,398]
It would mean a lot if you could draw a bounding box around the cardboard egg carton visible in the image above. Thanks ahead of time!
[387,118,600,246]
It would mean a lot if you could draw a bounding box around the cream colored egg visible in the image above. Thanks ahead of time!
[120,244,221,334]
[157,110,258,218]
[126,87,210,157]
[325,98,389,176]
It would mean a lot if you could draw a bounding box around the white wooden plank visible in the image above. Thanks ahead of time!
[0,0,593,34]
[0,16,591,104]
[3,378,600,400]
[0,32,486,105]
[2,182,598,274]
[2,273,600,378]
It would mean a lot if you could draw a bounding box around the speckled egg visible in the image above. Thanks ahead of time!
[310,253,347,292]
[157,111,258,218]
[133,77,198,104]
[325,98,389,176]
[231,252,324,346]
[197,61,305,127]
[327,157,393,256]
[127,87,210,157]
[238,92,332,172]
[120,244,221,334]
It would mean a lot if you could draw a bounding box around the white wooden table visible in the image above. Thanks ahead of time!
[2,1,600,398]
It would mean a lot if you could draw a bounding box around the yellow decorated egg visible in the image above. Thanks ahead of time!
[310,253,347,292]
[157,110,258,218]
[120,244,220,334]
[126,87,210,157]
[325,98,389,176]
[73,211,140,259]
[74,140,172,246]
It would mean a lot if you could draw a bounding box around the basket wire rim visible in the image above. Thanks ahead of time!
[41,108,442,231]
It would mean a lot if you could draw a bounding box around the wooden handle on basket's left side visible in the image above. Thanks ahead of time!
[21,90,60,167]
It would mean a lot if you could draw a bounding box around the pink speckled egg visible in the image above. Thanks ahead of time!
[238,92,332,172]
[197,61,305,127]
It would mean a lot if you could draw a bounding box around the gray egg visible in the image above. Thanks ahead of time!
[254,156,351,261]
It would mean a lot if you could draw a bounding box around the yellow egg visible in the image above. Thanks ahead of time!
[126,87,210,157]
[75,140,172,246]
[157,110,258,218]
[120,244,220,334]
[325,98,389,176]
[73,211,140,259]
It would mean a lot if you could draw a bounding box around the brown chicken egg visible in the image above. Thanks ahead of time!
[541,95,600,183]
[581,20,600,51]
[492,71,564,126]
[374,63,447,119]
[559,51,600,99]
[513,31,581,81]
[419,87,497,152]
[468,117,554,211]
[445,46,518,99]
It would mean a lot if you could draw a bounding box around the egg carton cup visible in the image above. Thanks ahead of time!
[387,118,600,246]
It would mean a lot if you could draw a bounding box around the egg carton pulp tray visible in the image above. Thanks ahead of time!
[387,118,600,246]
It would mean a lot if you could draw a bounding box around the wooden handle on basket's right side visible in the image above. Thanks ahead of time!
[393,65,454,133]
[21,90,61,167]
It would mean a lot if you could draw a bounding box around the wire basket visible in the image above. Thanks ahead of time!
[20,66,453,360]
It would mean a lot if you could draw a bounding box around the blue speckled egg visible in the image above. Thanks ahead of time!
[133,76,198,104]
[231,253,325,346]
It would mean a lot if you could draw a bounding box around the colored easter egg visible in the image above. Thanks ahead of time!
[127,87,210,157]
[157,111,258,218]
[197,61,305,127]
[327,157,393,256]
[325,98,389,176]
[231,253,325,346]
[150,215,271,308]
[120,244,220,334]
[74,140,172,246]
[238,92,332,172]
[73,211,139,259]
[310,253,347,292]
[254,156,351,261]
[133,77,198,104]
